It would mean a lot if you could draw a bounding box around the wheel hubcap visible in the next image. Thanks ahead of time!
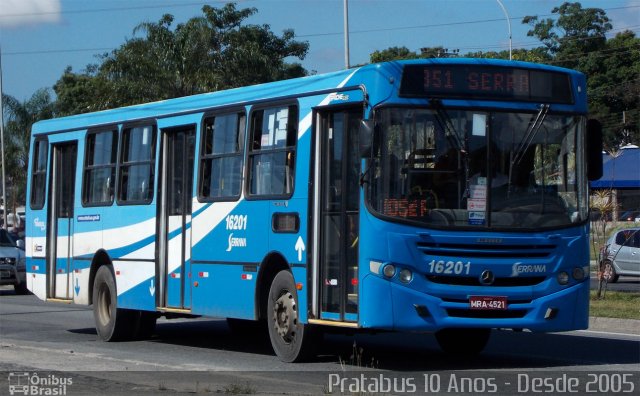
[272,291,297,342]
[97,284,112,326]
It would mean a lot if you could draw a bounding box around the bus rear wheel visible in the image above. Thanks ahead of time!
[267,270,317,362]
[93,265,135,341]
[435,328,491,355]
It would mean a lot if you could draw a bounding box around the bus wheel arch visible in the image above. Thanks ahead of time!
[88,249,113,305]
[255,252,290,321]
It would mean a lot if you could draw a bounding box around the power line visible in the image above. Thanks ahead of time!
[0,1,239,19]
[4,21,638,59]
[296,5,640,39]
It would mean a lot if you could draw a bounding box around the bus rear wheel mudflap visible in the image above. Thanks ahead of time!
[267,270,318,362]
[92,265,138,341]
[435,328,491,355]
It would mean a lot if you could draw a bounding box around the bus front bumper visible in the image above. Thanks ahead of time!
[359,274,589,332]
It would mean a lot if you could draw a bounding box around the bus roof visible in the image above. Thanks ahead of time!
[31,58,584,136]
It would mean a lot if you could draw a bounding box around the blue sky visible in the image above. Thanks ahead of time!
[1,0,639,101]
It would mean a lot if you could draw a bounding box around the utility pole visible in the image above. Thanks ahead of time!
[0,38,7,230]
[495,0,512,60]
[344,0,350,69]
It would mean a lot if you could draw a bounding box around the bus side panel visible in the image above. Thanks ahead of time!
[190,200,270,318]
[269,197,309,323]
[25,145,49,300]
[114,260,157,312]
[72,205,104,305]
[101,207,158,311]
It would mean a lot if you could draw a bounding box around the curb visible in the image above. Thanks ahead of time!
[588,316,640,335]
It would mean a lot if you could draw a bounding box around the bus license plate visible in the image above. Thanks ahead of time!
[469,296,507,310]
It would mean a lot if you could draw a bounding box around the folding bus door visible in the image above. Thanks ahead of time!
[315,108,362,322]
[47,142,78,300]
[158,126,196,310]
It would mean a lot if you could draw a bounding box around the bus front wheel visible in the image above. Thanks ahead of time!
[267,270,317,362]
[435,328,491,355]
[93,265,135,341]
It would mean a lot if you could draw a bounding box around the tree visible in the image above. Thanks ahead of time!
[586,31,640,149]
[370,46,420,63]
[54,3,309,114]
[523,2,638,147]
[464,47,552,63]
[369,46,459,63]
[1,89,55,212]
[523,2,612,69]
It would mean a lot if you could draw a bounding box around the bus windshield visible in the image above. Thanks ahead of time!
[369,107,588,229]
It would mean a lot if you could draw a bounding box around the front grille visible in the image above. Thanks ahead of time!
[427,275,545,286]
[416,241,556,258]
[446,308,527,319]
[0,257,16,265]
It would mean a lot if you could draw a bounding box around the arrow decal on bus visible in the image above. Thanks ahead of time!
[295,236,306,262]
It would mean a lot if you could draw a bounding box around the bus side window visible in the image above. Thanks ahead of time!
[30,139,49,210]
[83,129,118,206]
[248,105,297,197]
[199,112,245,201]
[118,124,157,204]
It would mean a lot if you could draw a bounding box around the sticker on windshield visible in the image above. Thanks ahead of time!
[468,211,486,225]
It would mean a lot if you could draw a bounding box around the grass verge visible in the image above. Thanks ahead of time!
[590,290,640,320]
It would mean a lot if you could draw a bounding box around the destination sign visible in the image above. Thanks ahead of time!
[400,64,574,104]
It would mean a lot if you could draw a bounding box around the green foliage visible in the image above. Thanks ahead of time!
[53,3,309,114]
[524,2,637,148]
[523,2,612,69]
[590,291,640,320]
[1,89,55,209]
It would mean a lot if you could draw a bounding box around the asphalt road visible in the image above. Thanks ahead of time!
[1,289,638,395]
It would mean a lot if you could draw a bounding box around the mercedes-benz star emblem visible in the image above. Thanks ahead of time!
[479,270,495,285]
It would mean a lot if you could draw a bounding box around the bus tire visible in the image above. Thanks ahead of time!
[93,265,135,341]
[267,270,317,362]
[435,328,491,355]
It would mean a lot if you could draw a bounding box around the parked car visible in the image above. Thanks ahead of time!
[600,227,640,283]
[0,228,27,294]
[618,210,640,222]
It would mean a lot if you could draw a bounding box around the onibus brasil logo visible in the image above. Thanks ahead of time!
[8,372,72,395]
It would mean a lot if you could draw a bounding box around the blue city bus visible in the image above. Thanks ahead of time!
[26,59,602,362]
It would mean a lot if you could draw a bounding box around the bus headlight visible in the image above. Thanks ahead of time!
[557,271,569,285]
[399,269,413,283]
[572,267,585,281]
[383,264,396,278]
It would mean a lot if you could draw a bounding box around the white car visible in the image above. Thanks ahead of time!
[601,227,640,282]
[0,228,27,294]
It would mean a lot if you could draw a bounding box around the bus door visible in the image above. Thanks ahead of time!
[47,142,77,300]
[158,126,196,310]
[315,108,362,322]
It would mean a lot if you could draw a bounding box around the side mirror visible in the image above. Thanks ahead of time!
[16,239,25,250]
[586,119,603,181]
[359,119,374,157]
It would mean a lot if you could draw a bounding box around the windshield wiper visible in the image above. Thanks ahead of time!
[430,99,470,205]
[511,104,549,166]
[508,104,549,196]
[431,99,465,154]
